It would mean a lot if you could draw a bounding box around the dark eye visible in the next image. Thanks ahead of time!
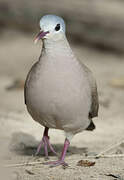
[55,24,60,31]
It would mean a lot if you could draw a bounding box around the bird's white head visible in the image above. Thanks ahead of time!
[34,14,66,43]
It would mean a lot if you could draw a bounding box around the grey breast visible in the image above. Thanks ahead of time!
[24,58,99,131]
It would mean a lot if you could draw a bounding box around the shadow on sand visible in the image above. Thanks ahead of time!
[9,132,88,157]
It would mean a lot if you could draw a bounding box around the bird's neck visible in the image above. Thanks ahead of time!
[42,35,74,58]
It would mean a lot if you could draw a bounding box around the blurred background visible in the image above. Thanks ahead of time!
[1,0,124,109]
[0,0,124,179]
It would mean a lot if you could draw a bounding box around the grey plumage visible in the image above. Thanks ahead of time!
[24,14,99,142]
[24,60,99,130]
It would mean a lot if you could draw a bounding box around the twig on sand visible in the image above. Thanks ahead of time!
[88,154,124,159]
[96,139,124,158]
[3,139,124,167]
[3,161,43,168]
[3,153,124,168]
[88,139,124,159]
[101,154,124,158]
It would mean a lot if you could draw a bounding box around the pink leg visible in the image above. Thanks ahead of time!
[35,127,57,158]
[45,138,70,167]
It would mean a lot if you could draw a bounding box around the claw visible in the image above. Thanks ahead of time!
[44,160,68,167]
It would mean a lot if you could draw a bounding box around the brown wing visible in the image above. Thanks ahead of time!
[82,64,99,119]
[24,71,30,105]
[24,61,39,105]
[89,80,99,118]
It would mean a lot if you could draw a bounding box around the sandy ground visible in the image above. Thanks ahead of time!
[0,30,124,179]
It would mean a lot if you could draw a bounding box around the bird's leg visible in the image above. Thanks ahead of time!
[45,138,70,167]
[35,127,57,158]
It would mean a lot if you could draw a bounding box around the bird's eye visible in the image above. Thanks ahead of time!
[55,24,60,31]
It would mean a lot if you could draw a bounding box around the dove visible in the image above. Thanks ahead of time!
[24,14,99,167]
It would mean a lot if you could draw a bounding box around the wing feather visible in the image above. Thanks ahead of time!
[82,64,99,119]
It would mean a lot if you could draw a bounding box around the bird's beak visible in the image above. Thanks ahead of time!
[34,30,49,44]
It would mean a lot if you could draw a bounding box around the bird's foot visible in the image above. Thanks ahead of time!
[44,138,70,167]
[35,135,57,158]
[44,159,68,167]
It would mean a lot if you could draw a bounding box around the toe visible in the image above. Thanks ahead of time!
[44,160,68,167]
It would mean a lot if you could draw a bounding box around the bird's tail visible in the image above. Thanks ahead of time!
[86,120,95,131]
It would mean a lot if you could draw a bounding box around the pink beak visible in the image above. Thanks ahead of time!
[34,31,49,44]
